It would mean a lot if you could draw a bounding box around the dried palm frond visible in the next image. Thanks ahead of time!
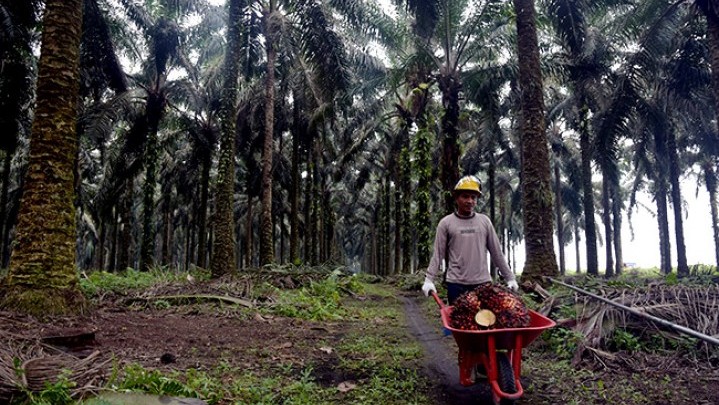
[21,350,111,397]
[571,285,719,358]
[0,340,111,401]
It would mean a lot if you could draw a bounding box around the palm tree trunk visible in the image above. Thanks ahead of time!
[488,159,498,279]
[260,6,277,266]
[574,221,581,274]
[303,150,312,263]
[3,0,85,315]
[512,0,558,283]
[439,72,462,214]
[318,175,326,263]
[414,123,433,269]
[656,190,672,274]
[279,206,285,264]
[394,172,402,273]
[400,145,412,273]
[579,103,599,275]
[489,157,496,224]
[324,189,338,263]
[601,173,614,277]
[704,162,719,267]
[109,209,119,271]
[121,190,137,270]
[554,163,566,275]
[311,146,320,263]
[384,176,391,274]
[612,183,623,275]
[140,111,161,271]
[289,104,301,264]
[371,208,378,274]
[667,129,688,276]
[196,155,211,268]
[162,201,172,266]
[211,0,243,276]
[654,124,672,274]
[184,218,193,271]
[0,151,13,266]
[235,214,242,270]
[245,194,254,268]
[500,194,507,253]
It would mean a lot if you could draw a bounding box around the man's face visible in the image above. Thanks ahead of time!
[455,191,478,216]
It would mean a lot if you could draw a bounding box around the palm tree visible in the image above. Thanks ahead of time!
[695,1,719,130]
[662,17,718,276]
[600,0,702,274]
[255,0,352,265]
[116,0,209,271]
[512,0,558,283]
[259,1,278,265]
[3,0,86,315]
[212,0,246,276]
[399,0,513,213]
[462,46,521,277]
[546,0,628,276]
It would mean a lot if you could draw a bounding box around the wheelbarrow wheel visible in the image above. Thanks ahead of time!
[497,353,517,405]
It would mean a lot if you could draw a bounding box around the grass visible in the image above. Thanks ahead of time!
[79,267,210,297]
[18,270,433,405]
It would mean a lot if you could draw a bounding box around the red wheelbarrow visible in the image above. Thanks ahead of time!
[431,291,556,405]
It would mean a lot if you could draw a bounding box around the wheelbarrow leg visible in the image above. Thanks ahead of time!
[458,348,478,386]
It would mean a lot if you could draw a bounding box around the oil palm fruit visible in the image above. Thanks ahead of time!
[449,285,531,330]
[473,284,530,328]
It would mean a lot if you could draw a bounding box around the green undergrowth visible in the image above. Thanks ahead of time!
[79,267,211,297]
[17,271,432,405]
[268,272,365,321]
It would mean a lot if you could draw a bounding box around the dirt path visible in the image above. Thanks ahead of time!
[402,294,494,404]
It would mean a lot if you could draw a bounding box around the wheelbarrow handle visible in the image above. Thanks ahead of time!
[431,291,446,309]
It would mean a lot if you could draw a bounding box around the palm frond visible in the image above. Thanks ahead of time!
[395,0,439,39]
[117,0,155,35]
[328,0,403,50]
[293,0,351,102]
[546,0,591,55]
[82,0,128,95]
[78,92,134,146]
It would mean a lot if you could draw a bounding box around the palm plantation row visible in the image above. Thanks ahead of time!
[0,0,718,315]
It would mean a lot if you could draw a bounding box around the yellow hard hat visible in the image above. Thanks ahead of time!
[453,175,482,195]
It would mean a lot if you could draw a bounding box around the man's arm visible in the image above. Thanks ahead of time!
[422,220,448,296]
[425,221,447,282]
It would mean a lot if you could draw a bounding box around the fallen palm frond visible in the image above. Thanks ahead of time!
[569,284,719,359]
[0,338,111,402]
[21,350,111,396]
[123,294,253,307]
[0,342,36,402]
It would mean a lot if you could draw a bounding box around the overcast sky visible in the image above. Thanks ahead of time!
[512,187,716,273]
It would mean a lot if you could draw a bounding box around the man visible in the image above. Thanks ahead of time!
[422,175,518,304]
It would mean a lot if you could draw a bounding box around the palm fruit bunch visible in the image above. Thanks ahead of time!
[449,284,531,330]
[449,291,482,330]
[473,284,530,329]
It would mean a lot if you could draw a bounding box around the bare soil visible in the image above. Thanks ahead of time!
[2,276,719,404]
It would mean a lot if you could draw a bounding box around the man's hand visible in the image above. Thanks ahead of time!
[507,280,519,292]
[421,277,437,296]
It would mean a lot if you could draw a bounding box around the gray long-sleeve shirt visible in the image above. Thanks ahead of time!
[425,212,515,285]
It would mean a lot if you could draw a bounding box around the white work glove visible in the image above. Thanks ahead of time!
[421,277,437,296]
[507,280,519,292]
